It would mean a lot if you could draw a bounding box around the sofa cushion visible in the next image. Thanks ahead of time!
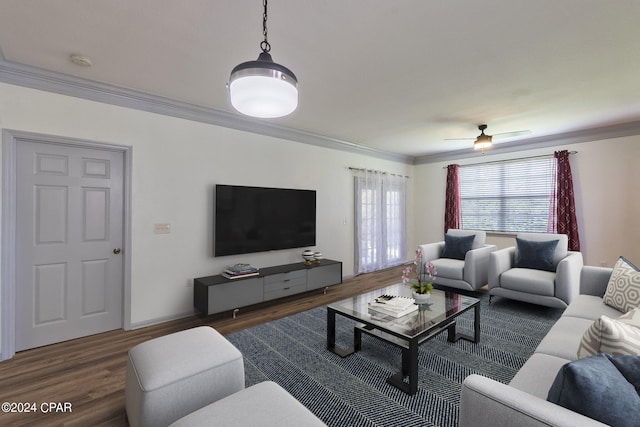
[514,238,559,272]
[169,381,327,427]
[509,353,571,399]
[500,268,555,297]
[535,316,594,360]
[577,308,640,359]
[441,233,475,260]
[125,326,245,427]
[547,353,640,427]
[563,294,624,321]
[603,256,640,313]
[431,258,464,280]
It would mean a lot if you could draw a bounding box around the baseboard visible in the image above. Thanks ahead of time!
[128,309,198,330]
[128,276,359,330]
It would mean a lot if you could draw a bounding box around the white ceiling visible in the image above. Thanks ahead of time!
[1,0,639,159]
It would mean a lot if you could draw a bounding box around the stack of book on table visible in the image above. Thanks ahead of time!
[368,295,418,318]
[222,263,260,280]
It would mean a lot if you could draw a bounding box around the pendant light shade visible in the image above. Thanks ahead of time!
[229,52,298,118]
[228,0,298,118]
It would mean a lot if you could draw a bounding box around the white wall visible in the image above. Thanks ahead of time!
[0,83,413,334]
[413,136,640,267]
[1,81,638,356]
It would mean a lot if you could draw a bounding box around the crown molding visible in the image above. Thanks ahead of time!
[0,50,413,165]
[414,120,640,165]
[2,50,639,167]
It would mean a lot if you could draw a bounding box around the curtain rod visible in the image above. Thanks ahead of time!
[442,150,577,169]
[348,167,410,178]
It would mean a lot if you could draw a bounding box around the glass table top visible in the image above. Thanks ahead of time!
[328,283,479,339]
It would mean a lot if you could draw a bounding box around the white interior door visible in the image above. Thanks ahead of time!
[15,141,124,351]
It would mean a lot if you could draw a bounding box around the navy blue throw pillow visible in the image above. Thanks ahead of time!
[441,234,475,260]
[514,238,559,272]
[547,353,640,427]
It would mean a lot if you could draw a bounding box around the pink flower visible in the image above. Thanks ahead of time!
[402,249,437,292]
[426,261,437,280]
[401,266,412,283]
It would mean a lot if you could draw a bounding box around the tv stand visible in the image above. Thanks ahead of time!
[194,259,342,315]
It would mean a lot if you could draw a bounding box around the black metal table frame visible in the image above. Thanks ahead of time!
[327,301,480,395]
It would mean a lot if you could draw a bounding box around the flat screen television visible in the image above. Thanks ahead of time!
[214,185,316,257]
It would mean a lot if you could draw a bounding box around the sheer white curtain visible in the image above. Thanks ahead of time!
[353,169,407,274]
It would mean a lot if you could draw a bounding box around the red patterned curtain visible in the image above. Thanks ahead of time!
[552,150,581,251]
[444,164,461,232]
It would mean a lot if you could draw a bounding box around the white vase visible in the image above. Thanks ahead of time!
[412,291,431,304]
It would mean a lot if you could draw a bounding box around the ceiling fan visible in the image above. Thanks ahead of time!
[446,124,531,151]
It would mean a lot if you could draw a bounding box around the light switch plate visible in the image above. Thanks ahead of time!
[153,223,171,234]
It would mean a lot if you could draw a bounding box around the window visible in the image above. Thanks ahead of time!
[353,171,407,274]
[459,157,555,233]
[383,178,405,263]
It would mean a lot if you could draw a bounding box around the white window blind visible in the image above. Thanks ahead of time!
[459,157,555,233]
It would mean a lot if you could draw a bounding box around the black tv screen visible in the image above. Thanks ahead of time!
[214,185,316,257]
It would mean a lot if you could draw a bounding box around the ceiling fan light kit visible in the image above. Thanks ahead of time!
[473,124,493,150]
[228,0,298,118]
[447,124,530,151]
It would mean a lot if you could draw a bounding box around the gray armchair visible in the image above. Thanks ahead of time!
[488,232,583,308]
[419,229,497,292]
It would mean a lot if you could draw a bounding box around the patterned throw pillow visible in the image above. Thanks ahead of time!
[603,256,640,312]
[577,308,640,359]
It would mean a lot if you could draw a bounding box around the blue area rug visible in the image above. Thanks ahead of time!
[226,293,563,427]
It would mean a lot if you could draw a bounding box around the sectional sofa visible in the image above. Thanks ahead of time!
[459,265,622,426]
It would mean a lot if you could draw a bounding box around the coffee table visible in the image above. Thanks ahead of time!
[326,283,480,395]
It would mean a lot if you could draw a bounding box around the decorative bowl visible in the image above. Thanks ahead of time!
[302,250,315,265]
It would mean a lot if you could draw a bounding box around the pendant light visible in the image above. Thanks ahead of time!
[228,0,298,118]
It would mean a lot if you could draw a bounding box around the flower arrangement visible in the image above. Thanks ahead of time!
[402,247,436,295]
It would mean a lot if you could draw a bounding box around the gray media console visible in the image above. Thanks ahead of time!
[194,259,342,315]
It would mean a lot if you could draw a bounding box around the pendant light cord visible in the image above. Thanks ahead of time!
[260,0,271,53]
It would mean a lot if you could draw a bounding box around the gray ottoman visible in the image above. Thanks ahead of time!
[169,381,327,427]
[125,326,244,427]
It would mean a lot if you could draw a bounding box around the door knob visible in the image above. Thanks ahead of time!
[113,248,121,254]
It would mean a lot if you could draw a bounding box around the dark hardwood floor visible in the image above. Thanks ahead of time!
[0,265,405,427]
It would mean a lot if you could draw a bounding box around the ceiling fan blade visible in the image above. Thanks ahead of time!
[491,130,531,139]
[445,127,531,142]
